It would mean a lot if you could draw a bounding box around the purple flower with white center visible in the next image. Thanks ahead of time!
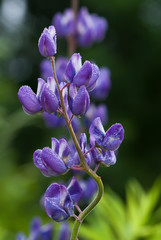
[44,177,82,222]
[33,138,74,177]
[16,217,53,240]
[69,83,90,116]
[89,117,124,151]
[80,177,97,203]
[38,25,57,57]
[64,53,100,90]
[85,104,108,127]
[89,135,116,167]
[53,9,75,37]
[90,67,111,100]
[58,222,70,240]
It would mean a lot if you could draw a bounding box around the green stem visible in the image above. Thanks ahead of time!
[51,57,104,240]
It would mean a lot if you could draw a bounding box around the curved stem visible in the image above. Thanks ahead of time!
[51,57,104,240]
[71,174,104,240]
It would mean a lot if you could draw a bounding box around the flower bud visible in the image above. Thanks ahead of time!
[38,26,57,57]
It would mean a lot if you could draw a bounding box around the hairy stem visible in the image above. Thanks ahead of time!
[51,57,104,240]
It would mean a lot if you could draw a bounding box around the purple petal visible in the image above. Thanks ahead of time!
[64,53,82,82]
[36,78,46,99]
[98,150,116,166]
[92,15,108,42]
[40,86,59,113]
[60,185,74,217]
[33,149,51,177]
[18,86,42,114]
[86,64,100,92]
[80,177,97,202]
[58,222,70,240]
[30,217,41,233]
[55,56,69,83]
[59,139,71,161]
[53,9,75,37]
[40,59,53,80]
[67,177,83,203]
[69,85,90,116]
[89,117,106,146]
[51,137,60,154]
[44,198,69,222]
[80,133,87,153]
[42,147,68,176]
[73,61,92,87]
[16,233,27,240]
[43,112,63,128]
[90,67,111,100]
[103,123,124,150]
[39,224,53,240]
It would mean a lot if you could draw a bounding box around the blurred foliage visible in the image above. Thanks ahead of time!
[80,179,161,240]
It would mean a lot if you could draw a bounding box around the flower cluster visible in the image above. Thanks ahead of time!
[17,3,124,238]
[53,7,108,47]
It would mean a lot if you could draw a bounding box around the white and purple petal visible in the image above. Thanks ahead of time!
[64,53,82,82]
[86,64,100,92]
[103,123,124,150]
[89,117,106,146]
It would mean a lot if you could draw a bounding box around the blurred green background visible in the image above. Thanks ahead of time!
[0,0,161,238]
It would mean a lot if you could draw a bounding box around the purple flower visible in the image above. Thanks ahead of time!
[90,67,111,100]
[64,53,99,90]
[38,26,57,57]
[16,217,53,240]
[44,177,82,222]
[89,135,116,166]
[53,9,75,37]
[18,85,43,115]
[76,7,95,47]
[89,117,124,151]
[58,222,70,240]
[18,77,59,115]
[69,83,90,116]
[76,7,108,47]
[85,104,108,127]
[33,138,74,177]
